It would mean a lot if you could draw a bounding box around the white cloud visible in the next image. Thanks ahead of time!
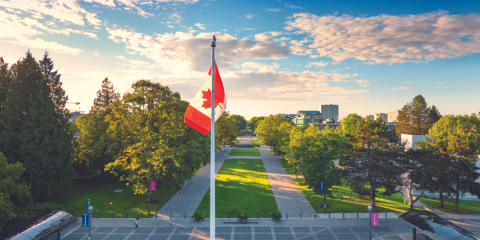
[392,86,411,90]
[284,3,303,9]
[195,23,206,30]
[433,86,451,89]
[93,52,99,56]
[242,28,258,31]
[355,79,370,87]
[265,8,281,12]
[241,61,280,72]
[285,11,480,64]
[306,61,329,68]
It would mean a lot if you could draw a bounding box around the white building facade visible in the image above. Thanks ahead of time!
[321,104,339,122]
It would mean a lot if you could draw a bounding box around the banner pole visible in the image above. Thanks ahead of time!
[210,35,216,240]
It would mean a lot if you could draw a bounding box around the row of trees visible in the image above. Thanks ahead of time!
[255,98,480,211]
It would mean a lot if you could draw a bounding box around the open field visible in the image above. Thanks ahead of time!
[292,178,415,213]
[52,173,178,218]
[195,159,279,218]
[420,197,480,214]
[228,148,260,156]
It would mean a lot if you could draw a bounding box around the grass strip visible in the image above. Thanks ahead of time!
[195,159,279,218]
[419,197,480,214]
[228,148,261,156]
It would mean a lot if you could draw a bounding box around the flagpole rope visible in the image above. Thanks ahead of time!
[210,35,216,240]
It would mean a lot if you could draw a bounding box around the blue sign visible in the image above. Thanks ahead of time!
[88,199,90,208]
[319,181,325,191]
[81,213,89,227]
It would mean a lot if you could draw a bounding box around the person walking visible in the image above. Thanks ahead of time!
[135,218,139,229]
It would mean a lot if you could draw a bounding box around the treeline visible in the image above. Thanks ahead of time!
[0,52,246,229]
[255,96,480,212]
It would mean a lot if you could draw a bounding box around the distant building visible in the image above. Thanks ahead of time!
[374,113,388,122]
[291,111,323,126]
[321,104,339,122]
[278,113,297,121]
[69,111,84,124]
[366,115,374,120]
[388,110,400,123]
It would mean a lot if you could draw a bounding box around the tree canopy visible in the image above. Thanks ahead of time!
[0,52,74,201]
[230,114,247,131]
[247,116,265,132]
[340,113,363,136]
[255,115,294,156]
[396,95,442,136]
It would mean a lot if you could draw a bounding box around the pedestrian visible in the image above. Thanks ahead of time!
[135,218,139,229]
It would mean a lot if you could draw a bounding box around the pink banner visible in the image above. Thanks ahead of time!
[150,180,156,191]
[371,212,379,226]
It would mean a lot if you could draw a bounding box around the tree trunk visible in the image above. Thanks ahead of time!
[454,189,460,212]
[439,189,444,208]
[408,181,414,210]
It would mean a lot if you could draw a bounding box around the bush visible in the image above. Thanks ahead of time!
[236,210,248,221]
[27,202,63,217]
[192,210,205,221]
[272,210,282,220]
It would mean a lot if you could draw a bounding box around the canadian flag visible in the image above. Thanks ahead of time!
[184,62,226,135]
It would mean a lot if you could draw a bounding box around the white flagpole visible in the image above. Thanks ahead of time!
[210,35,216,240]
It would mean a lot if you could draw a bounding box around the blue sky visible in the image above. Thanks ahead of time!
[1,0,479,120]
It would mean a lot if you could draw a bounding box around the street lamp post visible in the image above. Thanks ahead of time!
[324,138,327,214]
[88,206,93,240]
[368,205,372,240]
[148,165,151,215]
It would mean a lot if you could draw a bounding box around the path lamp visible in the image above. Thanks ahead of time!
[145,147,152,215]
[368,205,372,240]
[88,206,93,240]
[323,138,327,214]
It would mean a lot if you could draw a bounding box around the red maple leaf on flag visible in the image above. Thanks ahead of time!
[201,89,221,109]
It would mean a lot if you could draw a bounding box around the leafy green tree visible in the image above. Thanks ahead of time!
[105,80,210,195]
[247,116,265,132]
[0,52,74,201]
[73,78,120,175]
[285,127,347,195]
[0,152,32,230]
[342,117,407,207]
[340,113,363,136]
[255,115,294,156]
[396,95,442,136]
[215,111,239,147]
[230,114,247,130]
[417,114,480,211]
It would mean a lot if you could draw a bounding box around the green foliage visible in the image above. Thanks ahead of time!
[247,116,265,133]
[230,114,247,130]
[192,210,205,221]
[285,127,347,197]
[26,202,62,217]
[342,117,407,207]
[0,52,73,201]
[73,78,120,176]
[272,210,282,220]
[0,152,32,230]
[104,80,210,196]
[236,210,248,221]
[228,149,260,156]
[255,115,294,156]
[416,113,480,212]
[340,113,363,136]
[215,111,239,147]
[396,95,442,135]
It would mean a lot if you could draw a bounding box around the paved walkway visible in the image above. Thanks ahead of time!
[155,147,232,219]
[259,146,317,219]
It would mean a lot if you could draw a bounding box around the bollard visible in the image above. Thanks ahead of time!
[257,212,259,219]
[127,213,129,219]
[343,212,345,218]
[185,213,186,219]
[328,212,330,218]
[141,213,143,219]
[286,212,288,219]
[112,212,113,219]
[385,211,387,218]
[121,213,123,218]
[170,213,172,219]
[300,213,302,219]
[97,212,99,219]
[228,212,230,219]
[315,214,316,219]
[357,212,358,218]
[156,213,157,219]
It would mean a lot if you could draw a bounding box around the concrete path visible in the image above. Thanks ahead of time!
[155,147,232,219]
[259,146,317,218]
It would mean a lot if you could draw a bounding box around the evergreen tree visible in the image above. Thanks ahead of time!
[342,117,407,207]
[0,51,74,201]
[396,95,442,135]
[73,78,120,175]
[0,152,33,230]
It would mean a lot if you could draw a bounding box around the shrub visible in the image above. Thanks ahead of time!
[27,202,63,217]
[236,210,248,221]
[272,210,282,220]
[192,210,205,221]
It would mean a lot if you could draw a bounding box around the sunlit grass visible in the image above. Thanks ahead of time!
[195,159,279,218]
[279,158,298,177]
[420,197,480,214]
[52,173,177,218]
[229,148,260,156]
[251,140,265,145]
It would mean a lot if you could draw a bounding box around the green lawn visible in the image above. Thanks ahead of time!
[228,148,261,156]
[51,173,178,218]
[279,158,298,177]
[195,159,279,218]
[251,140,265,145]
[420,197,480,214]
[293,178,414,213]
